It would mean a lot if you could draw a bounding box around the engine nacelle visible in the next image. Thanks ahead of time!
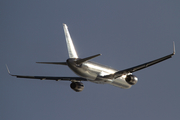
[70,82,84,92]
[125,75,138,85]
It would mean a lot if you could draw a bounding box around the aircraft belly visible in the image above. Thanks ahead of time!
[68,63,98,80]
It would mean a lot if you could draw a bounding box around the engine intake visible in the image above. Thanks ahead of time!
[70,82,84,92]
[125,75,138,85]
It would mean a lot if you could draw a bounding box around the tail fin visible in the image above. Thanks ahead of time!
[63,24,78,58]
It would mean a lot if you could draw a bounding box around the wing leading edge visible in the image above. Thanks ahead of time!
[6,65,87,81]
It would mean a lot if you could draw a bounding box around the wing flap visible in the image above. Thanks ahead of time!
[15,75,87,81]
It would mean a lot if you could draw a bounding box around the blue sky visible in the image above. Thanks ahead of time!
[1,1,180,120]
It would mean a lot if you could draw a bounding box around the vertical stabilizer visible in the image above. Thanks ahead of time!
[63,24,78,58]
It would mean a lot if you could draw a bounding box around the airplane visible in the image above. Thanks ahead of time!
[6,24,175,92]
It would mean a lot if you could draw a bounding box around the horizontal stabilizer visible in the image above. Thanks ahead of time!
[76,54,102,65]
[36,62,67,65]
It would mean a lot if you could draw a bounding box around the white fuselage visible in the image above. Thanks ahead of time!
[67,58,131,89]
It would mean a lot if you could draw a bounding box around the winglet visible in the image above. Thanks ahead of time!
[6,64,12,75]
[173,41,175,55]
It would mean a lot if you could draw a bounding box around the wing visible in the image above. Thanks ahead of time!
[114,42,175,78]
[104,42,175,79]
[6,65,87,81]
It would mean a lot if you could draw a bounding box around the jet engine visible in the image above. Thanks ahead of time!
[125,75,138,85]
[70,82,84,92]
